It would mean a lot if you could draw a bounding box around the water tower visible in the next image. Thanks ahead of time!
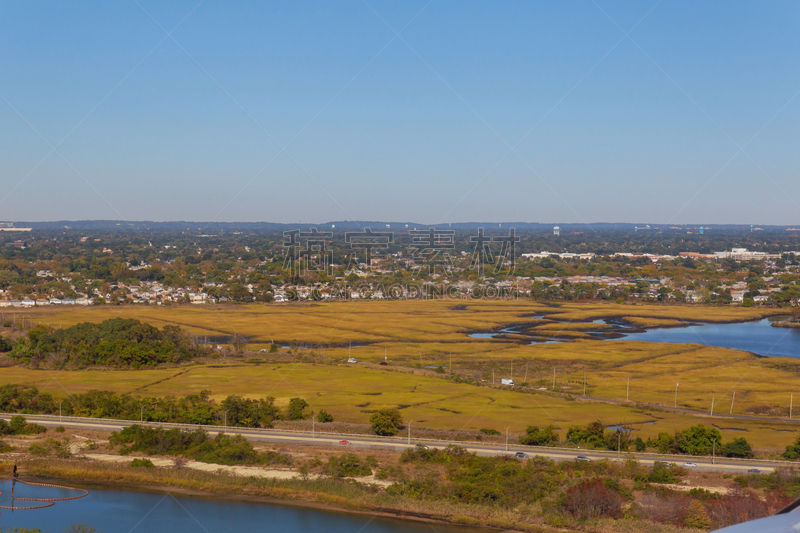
[553,226,561,236]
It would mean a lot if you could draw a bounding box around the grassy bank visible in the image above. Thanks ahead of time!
[0,456,704,533]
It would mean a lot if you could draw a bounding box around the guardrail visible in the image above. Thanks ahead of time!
[1,412,794,467]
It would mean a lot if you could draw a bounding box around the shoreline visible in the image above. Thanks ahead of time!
[20,475,496,531]
[0,462,537,533]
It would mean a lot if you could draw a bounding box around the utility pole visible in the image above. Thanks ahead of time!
[552,367,556,391]
[505,427,510,452]
[224,411,228,428]
[583,372,586,395]
[408,421,412,445]
[626,377,630,402]
[712,439,716,464]
[674,383,679,408]
[710,395,715,416]
[140,405,145,422]
[449,352,452,372]
[791,393,794,419]
[59,401,63,423]
[312,416,315,438]
[730,391,736,415]
[510,361,513,380]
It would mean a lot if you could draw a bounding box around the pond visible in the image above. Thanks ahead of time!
[616,318,800,358]
[0,480,489,533]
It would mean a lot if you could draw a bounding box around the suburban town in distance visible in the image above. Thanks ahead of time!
[1,2,798,533]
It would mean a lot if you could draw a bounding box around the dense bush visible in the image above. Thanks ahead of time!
[370,408,403,436]
[0,335,13,352]
[722,437,754,458]
[9,318,207,367]
[566,420,630,451]
[287,398,309,421]
[219,395,280,428]
[519,425,559,446]
[0,415,46,436]
[783,435,800,460]
[392,445,563,507]
[326,453,374,477]
[316,410,334,423]
[130,458,155,468]
[109,425,291,467]
[0,384,302,429]
[561,480,625,519]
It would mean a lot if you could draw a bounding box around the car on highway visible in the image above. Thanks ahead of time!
[339,440,351,446]
[747,468,763,474]
[515,452,529,459]
[575,455,591,462]
[683,462,697,468]
[415,444,430,450]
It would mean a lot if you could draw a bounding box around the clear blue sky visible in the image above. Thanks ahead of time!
[1,1,798,224]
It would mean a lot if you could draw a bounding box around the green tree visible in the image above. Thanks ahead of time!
[287,398,309,420]
[722,437,754,458]
[316,410,334,423]
[519,425,559,446]
[783,434,800,460]
[679,425,722,455]
[370,408,403,436]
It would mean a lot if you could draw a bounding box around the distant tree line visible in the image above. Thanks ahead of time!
[0,384,330,427]
[7,318,209,368]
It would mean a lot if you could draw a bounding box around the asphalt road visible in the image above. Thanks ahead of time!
[2,413,786,475]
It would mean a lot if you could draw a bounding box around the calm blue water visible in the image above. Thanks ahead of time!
[618,318,800,358]
[0,481,487,533]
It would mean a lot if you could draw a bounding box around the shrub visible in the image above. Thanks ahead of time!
[561,480,625,519]
[519,425,559,446]
[131,458,155,468]
[783,434,800,460]
[370,408,403,436]
[648,462,680,484]
[2,416,47,436]
[679,424,722,455]
[326,453,372,477]
[708,489,770,529]
[566,420,607,449]
[479,428,501,436]
[722,437,754,458]
[684,499,711,529]
[28,443,48,455]
[55,426,66,433]
[287,398,309,421]
[316,410,334,423]
[0,439,12,453]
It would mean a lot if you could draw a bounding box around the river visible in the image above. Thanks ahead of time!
[469,317,800,358]
[0,480,488,533]
[617,318,800,358]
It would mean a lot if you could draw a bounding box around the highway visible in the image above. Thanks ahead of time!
[2,413,789,474]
